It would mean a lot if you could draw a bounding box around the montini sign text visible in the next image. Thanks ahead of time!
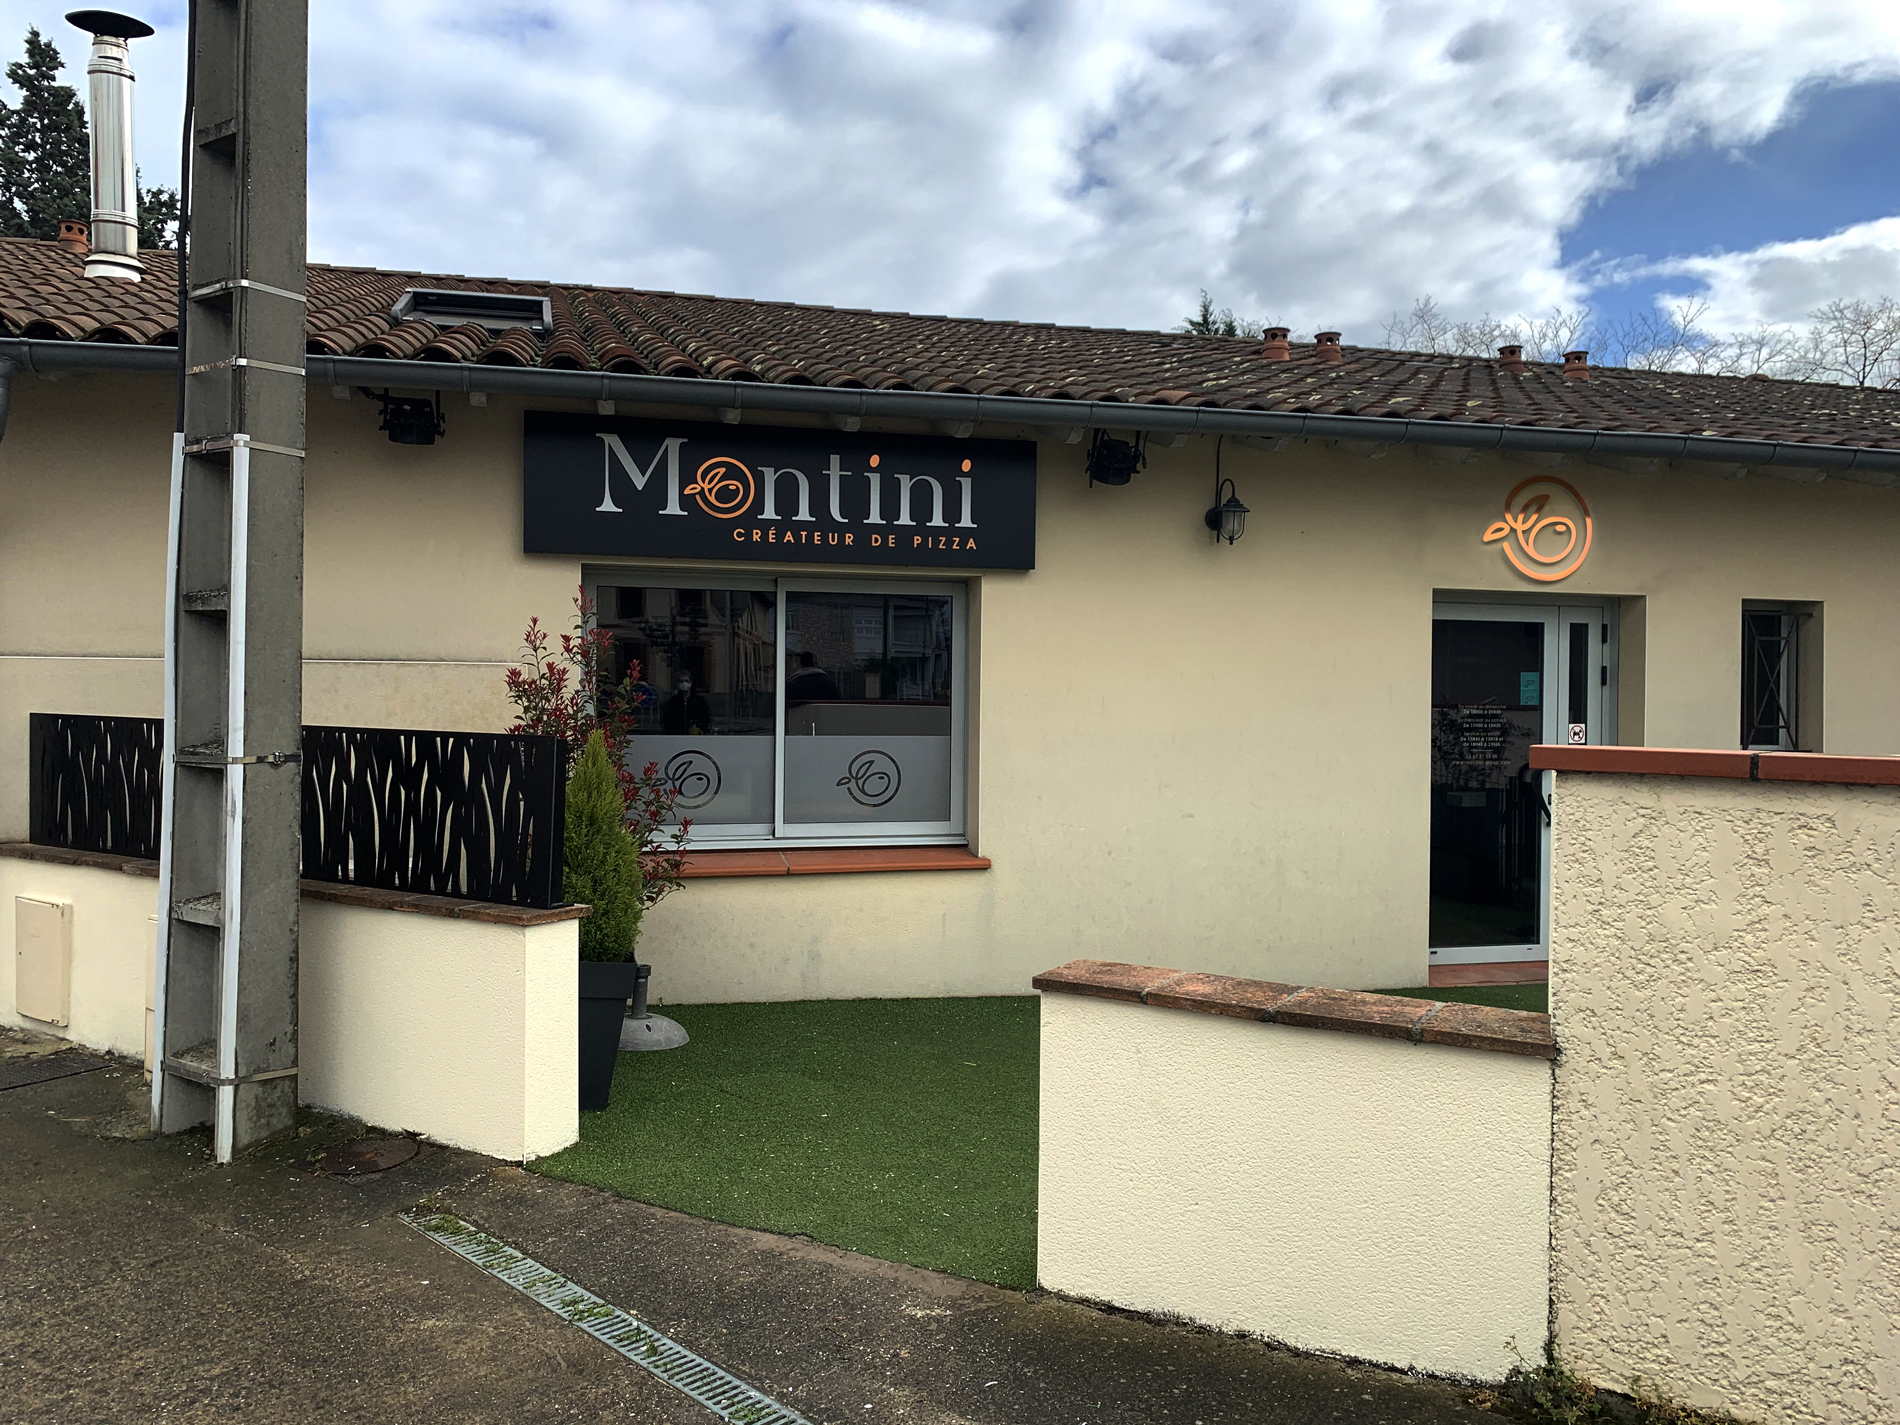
[522,413,1037,569]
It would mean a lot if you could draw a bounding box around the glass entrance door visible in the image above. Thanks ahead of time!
[1429,602,1613,963]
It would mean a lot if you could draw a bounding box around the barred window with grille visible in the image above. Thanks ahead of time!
[1742,608,1801,750]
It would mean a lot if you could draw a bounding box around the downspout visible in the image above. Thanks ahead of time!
[0,354,17,442]
[0,336,1897,485]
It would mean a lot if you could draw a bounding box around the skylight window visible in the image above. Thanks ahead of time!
[391,288,552,333]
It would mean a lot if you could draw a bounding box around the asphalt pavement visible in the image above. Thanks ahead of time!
[1,1027,1500,1425]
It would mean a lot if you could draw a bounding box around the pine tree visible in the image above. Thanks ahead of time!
[0,28,89,240]
[0,27,179,248]
[139,177,179,250]
[1178,288,1264,340]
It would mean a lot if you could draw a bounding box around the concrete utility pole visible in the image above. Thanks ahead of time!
[151,0,309,1162]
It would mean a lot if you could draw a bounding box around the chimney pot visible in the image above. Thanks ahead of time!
[1315,331,1344,364]
[1261,326,1291,361]
[56,219,90,254]
[1562,349,1590,379]
[1497,344,1526,375]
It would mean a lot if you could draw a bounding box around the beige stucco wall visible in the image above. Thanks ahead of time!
[0,855,579,1161]
[1549,772,1900,1425]
[300,899,579,1162]
[8,372,1900,996]
[1037,991,1552,1380]
[1,856,155,1057]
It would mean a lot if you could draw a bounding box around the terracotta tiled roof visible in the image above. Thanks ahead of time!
[8,236,1900,452]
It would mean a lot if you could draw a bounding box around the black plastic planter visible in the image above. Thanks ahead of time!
[578,960,644,1112]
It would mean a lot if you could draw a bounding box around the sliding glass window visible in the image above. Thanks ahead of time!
[592,576,966,845]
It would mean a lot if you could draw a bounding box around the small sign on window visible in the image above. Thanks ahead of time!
[1567,723,1588,744]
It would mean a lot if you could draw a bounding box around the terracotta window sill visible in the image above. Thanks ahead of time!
[677,846,991,879]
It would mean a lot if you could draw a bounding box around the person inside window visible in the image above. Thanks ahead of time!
[785,649,841,705]
[661,671,713,735]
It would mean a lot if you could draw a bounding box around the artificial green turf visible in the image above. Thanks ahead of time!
[532,997,1040,1289]
[1373,982,1549,1013]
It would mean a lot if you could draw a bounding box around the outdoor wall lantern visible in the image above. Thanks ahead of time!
[363,388,446,445]
[1086,429,1146,487]
[1205,480,1249,543]
[1203,438,1249,544]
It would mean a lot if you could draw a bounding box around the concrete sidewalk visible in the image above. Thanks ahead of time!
[2,1031,1499,1425]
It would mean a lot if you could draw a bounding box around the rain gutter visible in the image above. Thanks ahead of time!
[3,336,1896,484]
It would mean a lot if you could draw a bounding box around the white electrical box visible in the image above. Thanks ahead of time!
[15,895,72,1026]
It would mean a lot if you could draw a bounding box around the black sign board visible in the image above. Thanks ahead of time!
[522,412,1037,569]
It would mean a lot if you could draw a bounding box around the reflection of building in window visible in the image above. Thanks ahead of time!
[785,595,952,704]
[591,581,965,841]
[597,586,777,736]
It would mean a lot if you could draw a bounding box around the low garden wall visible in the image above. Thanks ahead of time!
[0,849,153,1059]
[1538,746,1900,1425]
[1034,960,1555,1381]
[0,844,582,1161]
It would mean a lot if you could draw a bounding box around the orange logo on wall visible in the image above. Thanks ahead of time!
[1483,476,1593,582]
[684,455,756,519]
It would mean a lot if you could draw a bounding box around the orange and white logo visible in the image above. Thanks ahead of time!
[1483,476,1592,582]
[684,455,756,519]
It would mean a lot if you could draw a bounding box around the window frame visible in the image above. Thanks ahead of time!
[773,576,968,843]
[1741,605,1802,751]
[584,566,970,849]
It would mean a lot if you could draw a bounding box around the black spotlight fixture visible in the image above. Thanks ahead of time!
[1203,437,1249,544]
[1085,428,1146,487]
[363,388,445,445]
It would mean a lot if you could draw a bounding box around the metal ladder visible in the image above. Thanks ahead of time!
[151,0,309,1163]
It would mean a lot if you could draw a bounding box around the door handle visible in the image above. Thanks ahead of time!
[1518,764,1552,824]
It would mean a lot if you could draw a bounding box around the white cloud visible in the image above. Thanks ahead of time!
[1641,217,1900,330]
[5,1,1900,335]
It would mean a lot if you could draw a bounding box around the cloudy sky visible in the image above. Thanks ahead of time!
[11,1,1900,338]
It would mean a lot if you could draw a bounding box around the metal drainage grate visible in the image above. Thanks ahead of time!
[0,1052,110,1091]
[403,1210,810,1425]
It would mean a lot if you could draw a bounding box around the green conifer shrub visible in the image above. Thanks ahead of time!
[0,28,89,240]
[0,27,179,245]
[564,730,645,962]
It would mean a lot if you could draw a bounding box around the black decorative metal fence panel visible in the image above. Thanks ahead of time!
[300,725,567,909]
[28,714,567,911]
[29,712,165,859]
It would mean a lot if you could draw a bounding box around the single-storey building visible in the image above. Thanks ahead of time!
[4,232,1898,1002]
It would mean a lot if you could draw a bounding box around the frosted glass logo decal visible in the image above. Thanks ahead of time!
[663,750,722,810]
[836,750,902,808]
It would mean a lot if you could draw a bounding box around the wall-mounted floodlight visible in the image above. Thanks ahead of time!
[362,388,445,445]
[1086,429,1146,487]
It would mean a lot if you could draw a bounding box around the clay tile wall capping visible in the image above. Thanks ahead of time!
[1532,742,1900,787]
[1315,331,1344,364]
[1497,344,1526,375]
[1261,326,1291,361]
[1032,958,1556,1059]
[1563,349,1590,379]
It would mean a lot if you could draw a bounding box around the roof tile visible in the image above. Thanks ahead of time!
[3,237,1899,454]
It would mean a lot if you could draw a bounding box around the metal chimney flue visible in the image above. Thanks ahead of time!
[65,10,154,282]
